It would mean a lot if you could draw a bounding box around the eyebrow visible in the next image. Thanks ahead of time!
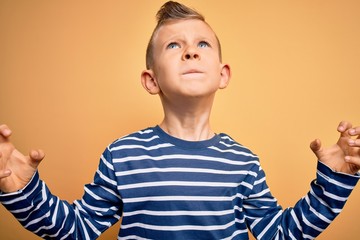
[161,34,215,49]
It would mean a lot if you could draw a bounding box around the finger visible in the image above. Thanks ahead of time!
[0,169,12,179]
[348,138,360,147]
[29,149,45,161]
[337,121,352,137]
[349,126,360,137]
[29,149,45,165]
[310,138,322,158]
[345,155,360,167]
[0,124,12,140]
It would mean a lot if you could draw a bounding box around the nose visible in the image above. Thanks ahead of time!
[182,47,200,61]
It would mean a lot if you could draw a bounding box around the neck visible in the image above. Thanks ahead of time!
[159,97,215,141]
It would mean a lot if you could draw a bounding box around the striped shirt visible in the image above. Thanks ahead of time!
[0,125,358,239]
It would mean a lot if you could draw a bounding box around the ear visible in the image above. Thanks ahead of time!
[141,70,160,95]
[219,64,231,89]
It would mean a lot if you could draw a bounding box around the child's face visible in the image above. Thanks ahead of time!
[144,19,230,100]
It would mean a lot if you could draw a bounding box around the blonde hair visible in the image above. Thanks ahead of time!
[145,1,222,69]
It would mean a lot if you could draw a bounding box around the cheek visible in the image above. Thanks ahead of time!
[206,61,223,77]
[202,52,221,66]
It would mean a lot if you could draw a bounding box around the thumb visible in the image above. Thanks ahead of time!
[310,138,322,159]
[28,149,45,168]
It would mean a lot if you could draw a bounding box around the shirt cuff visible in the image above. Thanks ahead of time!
[0,171,41,211]
[317,160,360,187]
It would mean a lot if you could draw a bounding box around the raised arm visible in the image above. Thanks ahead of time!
[0,124,122,239]
[310,121,360,175]
[244,121,360,239]
[0,124,45,193]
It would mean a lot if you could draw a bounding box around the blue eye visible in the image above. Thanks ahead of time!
[198,41,210,48]
[167,42,180,49]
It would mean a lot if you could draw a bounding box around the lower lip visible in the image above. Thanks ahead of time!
[183,72,202,76]
[182,73,203,79]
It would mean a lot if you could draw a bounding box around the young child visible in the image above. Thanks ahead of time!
[1,1,360,239]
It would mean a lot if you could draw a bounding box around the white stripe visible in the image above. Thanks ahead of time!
[234,217,246,224]
[94,219,112,228]
[84,186,105,201]
[234,205,243,212]
[100,154,114,171]
[122,136,158,142]
[111,143,173,151]
[288,229,298,240]
[243,202,277,210]
[9,204,33,214]
[2,176,41,205]
[1,194,27,205]
[113,132,157,144]
[59,222,75,240]
[53,203,70,238]
[115,167,257,177]
[39,202,70,238]
[84,218,102,237]
[18,183,48,222]
[304,195,331,223]
[123,195,232,203]
[275,226,282,240]
[248,188,271,198]
[138,129,154,134]
[123,209,233,217]
[309,188,342,213]
[221,229,248,240]
[302,212,324,233]
[33,197,61,233]
[88,183,122,200]
[254,176,265,186]
[240,181,254,189]
[24,211,51,228]
[290,209,302,232]
[121,220,235,231]
[316,183,348,201]
[317,166,356,190]
[257,210,283,239]
[96,169,117,186]
[119,235,151,240]
[113,154,260,166]
[218,140,249,149]
[208,146,257,157]
[118,181,239,190]
[323,189,348,201]
[75,207,91,240]
[81,199,118,213]
[233,192,247,200]
[219,135,235,142]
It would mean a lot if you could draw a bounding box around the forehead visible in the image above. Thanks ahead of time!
[153,19,218,45]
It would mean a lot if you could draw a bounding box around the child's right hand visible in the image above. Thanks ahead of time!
[0,124,45,193]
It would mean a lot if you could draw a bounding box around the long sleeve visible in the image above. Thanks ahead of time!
[1,126,359,239]
[0,147,122,240]
[244,161,359,239]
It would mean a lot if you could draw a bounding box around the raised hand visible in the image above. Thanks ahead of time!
[0,124,45,193]
[310,121,360,175]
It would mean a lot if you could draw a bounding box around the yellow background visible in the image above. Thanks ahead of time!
[1,0,359,239]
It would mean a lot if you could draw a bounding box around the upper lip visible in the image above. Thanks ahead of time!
[182,69,203,74]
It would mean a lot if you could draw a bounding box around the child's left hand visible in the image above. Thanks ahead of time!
[310,121,360,175]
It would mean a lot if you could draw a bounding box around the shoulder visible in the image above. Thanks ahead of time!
[206,133,260,166]
[98,127,157,161]
[108,126,158,148]
[104,126,168,158]
[216,133,257,156]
